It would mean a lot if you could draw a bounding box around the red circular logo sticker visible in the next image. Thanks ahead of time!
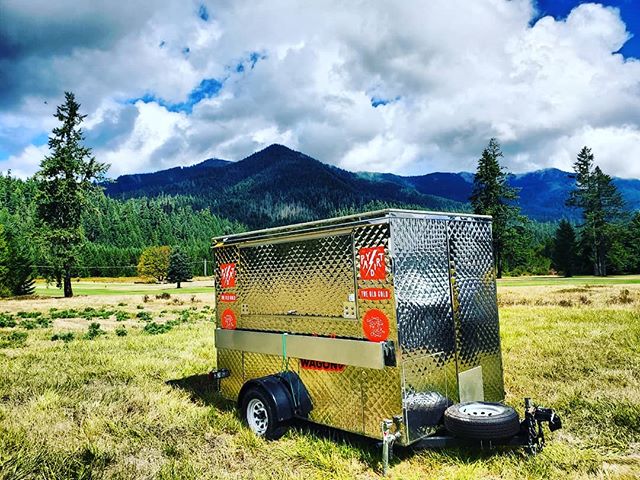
[362,309,389,342]
[221,309,237,330]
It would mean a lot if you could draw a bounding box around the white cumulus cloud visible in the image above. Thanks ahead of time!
[1,0,640,179]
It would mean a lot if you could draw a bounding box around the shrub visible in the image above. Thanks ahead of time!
[51,332,74,343]
[115,326,127,337]
[136,311,152,322]
[0,313,16,328]
[20,317,52,329]
[16,311,42,318]
[115,311,130,322]
[156,292,171,300]
[143,321,173,335]
[0,331,27,348]
[49,309,80,319]
[84,323,105,340]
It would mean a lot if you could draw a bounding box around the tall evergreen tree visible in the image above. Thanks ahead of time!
[35,92,109,297]
[566,147,624,276]
[470,138,520,278]
[0,224,10,297]
[552,220,576,277]
[167,247,192,288]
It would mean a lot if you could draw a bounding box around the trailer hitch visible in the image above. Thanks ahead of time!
[521,397,562,454]
[208,368,230,392]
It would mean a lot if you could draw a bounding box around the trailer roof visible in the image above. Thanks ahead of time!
[213,208,491,246]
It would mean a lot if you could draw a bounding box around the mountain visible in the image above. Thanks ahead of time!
[105,144,640,226]
[360,168,640,221]
[104,144,466,229]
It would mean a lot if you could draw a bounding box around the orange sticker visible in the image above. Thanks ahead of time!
[221,309,237,329]
[362,309,389,342]
[359,246,386,280]
[220,263,236,288]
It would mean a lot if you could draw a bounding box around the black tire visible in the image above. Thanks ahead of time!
[444,402,520,440]
[240,387,288,440]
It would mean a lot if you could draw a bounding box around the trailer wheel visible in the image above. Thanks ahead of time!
[240,387,288,440]
[444,402,520,440]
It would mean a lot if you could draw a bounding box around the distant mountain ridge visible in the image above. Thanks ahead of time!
[104,144,640,226]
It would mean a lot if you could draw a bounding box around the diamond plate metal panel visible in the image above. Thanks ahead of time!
[353,224,403,439]
[239,234,354,318]
[301,365,364,434]
[243,352,289,381]
[217,348,243,399]
[447,218,504,402]
[390,217,459,442]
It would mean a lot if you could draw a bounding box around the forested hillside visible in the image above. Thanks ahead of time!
[105,144,467,229]
[0,174,242,277]
[3,143,640,287]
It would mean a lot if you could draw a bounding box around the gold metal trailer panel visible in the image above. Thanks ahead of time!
[212,209,504,446]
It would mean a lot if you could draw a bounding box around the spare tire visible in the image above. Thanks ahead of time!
[444,402,520,440]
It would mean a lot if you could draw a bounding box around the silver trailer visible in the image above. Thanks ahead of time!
[210,209,560,465]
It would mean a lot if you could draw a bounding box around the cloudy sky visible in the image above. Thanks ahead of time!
[1,0,640,178]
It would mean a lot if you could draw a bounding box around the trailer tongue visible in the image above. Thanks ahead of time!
[210,209,560,473]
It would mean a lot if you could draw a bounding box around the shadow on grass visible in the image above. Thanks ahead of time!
[167,374,518,471]
[166,374,233,410]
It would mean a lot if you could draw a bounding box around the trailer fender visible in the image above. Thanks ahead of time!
[238,372,312,423]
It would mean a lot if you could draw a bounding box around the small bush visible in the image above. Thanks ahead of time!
[143,294,150,303]
[558,299,573,307]
[136,305,144,310]
[115,326,127,337]
[0,331,28,348]
[117,302,127,307]
[51,332,75,343]
[0,313,16,328]
[115,311,130,322]
[156,292,171,300]
[49,309,80,319]
[143,321,173,335]
[578,295,592,305]
[20,317,52,329]
[84,323,105,340]
[136,311,152,322]
[16,311,43,318]
[612,289,634,305]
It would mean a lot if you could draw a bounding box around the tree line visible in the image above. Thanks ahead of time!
[1,93,638,296]
[471,139,635,278]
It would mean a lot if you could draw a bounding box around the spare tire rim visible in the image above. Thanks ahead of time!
[247,398,268,435]
[459,403,507,417]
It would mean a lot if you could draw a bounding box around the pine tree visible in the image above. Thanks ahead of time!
[35,92,109,296]
[470,138,520,278]
[566,147,624,276]
[0,224,10,297]
[552,220,576,277]
[167,247,192,288]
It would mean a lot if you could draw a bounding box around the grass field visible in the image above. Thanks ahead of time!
[1,277,639,479]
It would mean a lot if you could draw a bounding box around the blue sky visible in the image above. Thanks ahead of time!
[1,1,640,178]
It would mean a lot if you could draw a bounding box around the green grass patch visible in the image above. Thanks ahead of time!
[0,302,638,478]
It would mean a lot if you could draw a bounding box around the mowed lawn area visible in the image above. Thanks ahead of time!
[0,277,639,479]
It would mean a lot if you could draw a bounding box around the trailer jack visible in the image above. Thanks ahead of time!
[381,417,402,476]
